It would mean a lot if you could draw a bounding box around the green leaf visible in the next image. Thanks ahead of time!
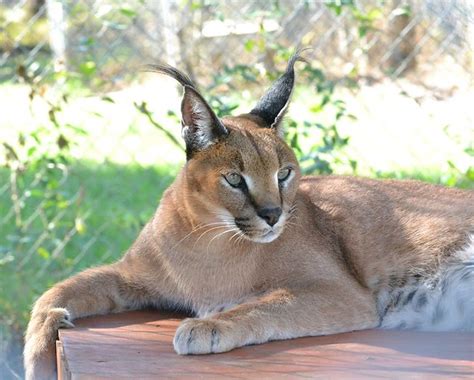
[79,61,96,76]
[464,146,474,156]
[101,96,115,103]
[119,8,137,18]
[27,146,37,157]
[367,8,382,21]
[190,0,202,11]
[358,25,368,38]
[66,124,88,135]
[465,167,474,180]
[244,39,255,52]
[445,176,457,187]
[37,247,50,259]
[447,160,457,170]
[309,103,323,113]
[75,217,86,234]
[57,200,69,209]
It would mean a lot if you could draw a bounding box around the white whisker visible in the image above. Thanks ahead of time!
[171,221,232,251]
[229,230,244,244]
[193,224,231,249]
[206,227,239,253]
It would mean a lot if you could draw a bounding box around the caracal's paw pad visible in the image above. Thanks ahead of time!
[173,318,238,355]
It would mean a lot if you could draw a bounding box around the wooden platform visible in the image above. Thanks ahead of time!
[57,311,474,379]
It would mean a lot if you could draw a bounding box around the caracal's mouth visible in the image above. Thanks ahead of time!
[234,218,286,244]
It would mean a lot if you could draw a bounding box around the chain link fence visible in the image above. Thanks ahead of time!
[1,0,473,378]
[2,1,473,85]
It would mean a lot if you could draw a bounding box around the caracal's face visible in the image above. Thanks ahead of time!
[185,116,301,244]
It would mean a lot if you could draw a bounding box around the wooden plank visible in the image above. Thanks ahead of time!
[58,311,474,379]
[55,340,70,380]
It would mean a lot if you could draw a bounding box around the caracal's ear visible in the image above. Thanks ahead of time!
[180,86,229,158]
[249,49,306,136]
[144,63,228,159]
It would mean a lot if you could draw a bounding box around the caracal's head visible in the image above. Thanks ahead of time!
[148,52,304,243]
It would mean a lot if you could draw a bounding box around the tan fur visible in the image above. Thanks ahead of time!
[24,92,473,380]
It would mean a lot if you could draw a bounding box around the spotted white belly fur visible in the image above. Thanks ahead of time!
[379,235,474,331]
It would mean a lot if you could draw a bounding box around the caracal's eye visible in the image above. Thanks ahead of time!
[224,172,244,188]
[278,168,291,182]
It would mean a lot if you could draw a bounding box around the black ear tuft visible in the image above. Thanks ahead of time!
[143,63,196,88]
[249,49,307,134]
[144,63,228,159]
[181,86,228,158]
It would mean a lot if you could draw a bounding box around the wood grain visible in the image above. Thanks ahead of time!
[58,311,474,379]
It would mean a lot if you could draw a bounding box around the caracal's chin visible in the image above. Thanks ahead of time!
[241,220,286,244]
[248,230,281,243]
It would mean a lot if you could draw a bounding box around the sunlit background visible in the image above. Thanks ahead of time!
[1,0,473,377]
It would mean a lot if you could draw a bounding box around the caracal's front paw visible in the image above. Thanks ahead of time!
[173,318,242,355]
[24,308,74,380]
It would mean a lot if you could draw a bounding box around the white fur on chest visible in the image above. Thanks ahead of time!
[165,248,259,316]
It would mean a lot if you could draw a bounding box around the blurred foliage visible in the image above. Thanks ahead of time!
[0,4,49,49]
[1,68,85,334]
[286,64,357,175]
[443,133,474,188]
[326,0,383,38]
[0,0,473,377]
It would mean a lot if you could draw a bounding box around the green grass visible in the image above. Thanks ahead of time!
[375,168,473,189]
[0,161,178,332]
